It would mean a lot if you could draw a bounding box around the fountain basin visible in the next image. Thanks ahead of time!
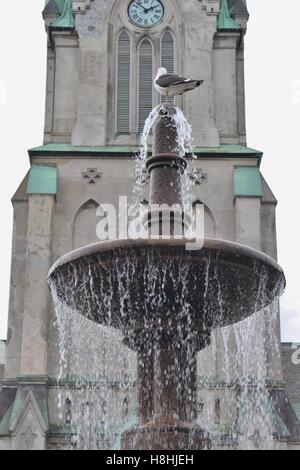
[49,238,285,450]
[48,238,285,352]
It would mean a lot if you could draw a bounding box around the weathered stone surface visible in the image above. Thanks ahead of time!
[0,341,5,380]
[282,343,300,404]
[5,202,28,379]
[20,196,55,376]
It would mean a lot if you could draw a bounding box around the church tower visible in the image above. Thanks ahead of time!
[0,0,299,450]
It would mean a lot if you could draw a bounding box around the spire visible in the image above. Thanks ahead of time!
[43,0,66,15]
[51,0,75,30]
[227,0,249,19]
[217,0,241,31]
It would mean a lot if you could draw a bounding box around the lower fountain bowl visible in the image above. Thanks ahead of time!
[121,421,212,451]
[48,238,285,350]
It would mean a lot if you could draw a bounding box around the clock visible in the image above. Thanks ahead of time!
[128,0,165,28]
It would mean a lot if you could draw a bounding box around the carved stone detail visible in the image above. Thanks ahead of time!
[72,0,94,13]
[198,0,220,16]
[20,427,38,450]
[189,168,208,186]
[82,168,102,185]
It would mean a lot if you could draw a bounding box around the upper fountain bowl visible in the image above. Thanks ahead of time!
[48,238,285,351]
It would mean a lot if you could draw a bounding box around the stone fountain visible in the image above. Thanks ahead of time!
[48,104,285,450]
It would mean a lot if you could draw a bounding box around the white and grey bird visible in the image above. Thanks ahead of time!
[154,68,203,97]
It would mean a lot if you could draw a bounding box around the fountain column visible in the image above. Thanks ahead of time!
[145,104,188,237]
[153,348,198,423]
[137,346,154,424]
[121,105,210,450]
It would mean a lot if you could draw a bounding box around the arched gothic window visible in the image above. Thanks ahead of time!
[116,30,131,134]
[161,31,175,103]
[115,31,176,136]
[73,199,101,249]
[161,31,175,74]
[138,38,153,133]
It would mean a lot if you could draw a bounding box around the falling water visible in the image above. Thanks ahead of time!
[50,252,283,450]
[49,105,285,451]
[51,284,137,450]
[50,251,198,450]
[197,273,283,450]
[132,104,195,214]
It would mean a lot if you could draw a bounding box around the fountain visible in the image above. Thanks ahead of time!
[48,104,285,450]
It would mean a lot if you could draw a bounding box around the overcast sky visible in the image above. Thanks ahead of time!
[0,1,299,342]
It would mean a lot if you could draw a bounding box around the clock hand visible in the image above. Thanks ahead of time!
[149,0,158,9]
[135,0,147,11]
[146,1,158,13]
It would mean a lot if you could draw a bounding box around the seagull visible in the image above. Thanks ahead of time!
[154,68,203,97]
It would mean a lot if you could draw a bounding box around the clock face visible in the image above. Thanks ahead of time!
[128,0,165,28]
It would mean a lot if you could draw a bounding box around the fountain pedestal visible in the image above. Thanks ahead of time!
[121,344,210,450]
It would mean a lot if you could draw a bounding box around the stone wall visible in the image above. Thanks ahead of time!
[0,341,5,379]
[282,343,300,404]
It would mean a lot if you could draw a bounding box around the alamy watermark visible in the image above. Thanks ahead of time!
[94,196,205,251]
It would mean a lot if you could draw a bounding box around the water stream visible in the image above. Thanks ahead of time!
[132,104,195,222]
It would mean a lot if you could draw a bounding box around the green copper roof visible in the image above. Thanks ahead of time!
[193,145,262,156]
[27,165,57,195]
[218,0,241,30]
[292,403,300,423]
[0,404,13,436]
[234,166,263,197]
[272,410,291,439]
[0,389,49,436]
[51,0,75,30]
[9,390,25,428]
[29,143,262,158]
[29,144,140,154]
